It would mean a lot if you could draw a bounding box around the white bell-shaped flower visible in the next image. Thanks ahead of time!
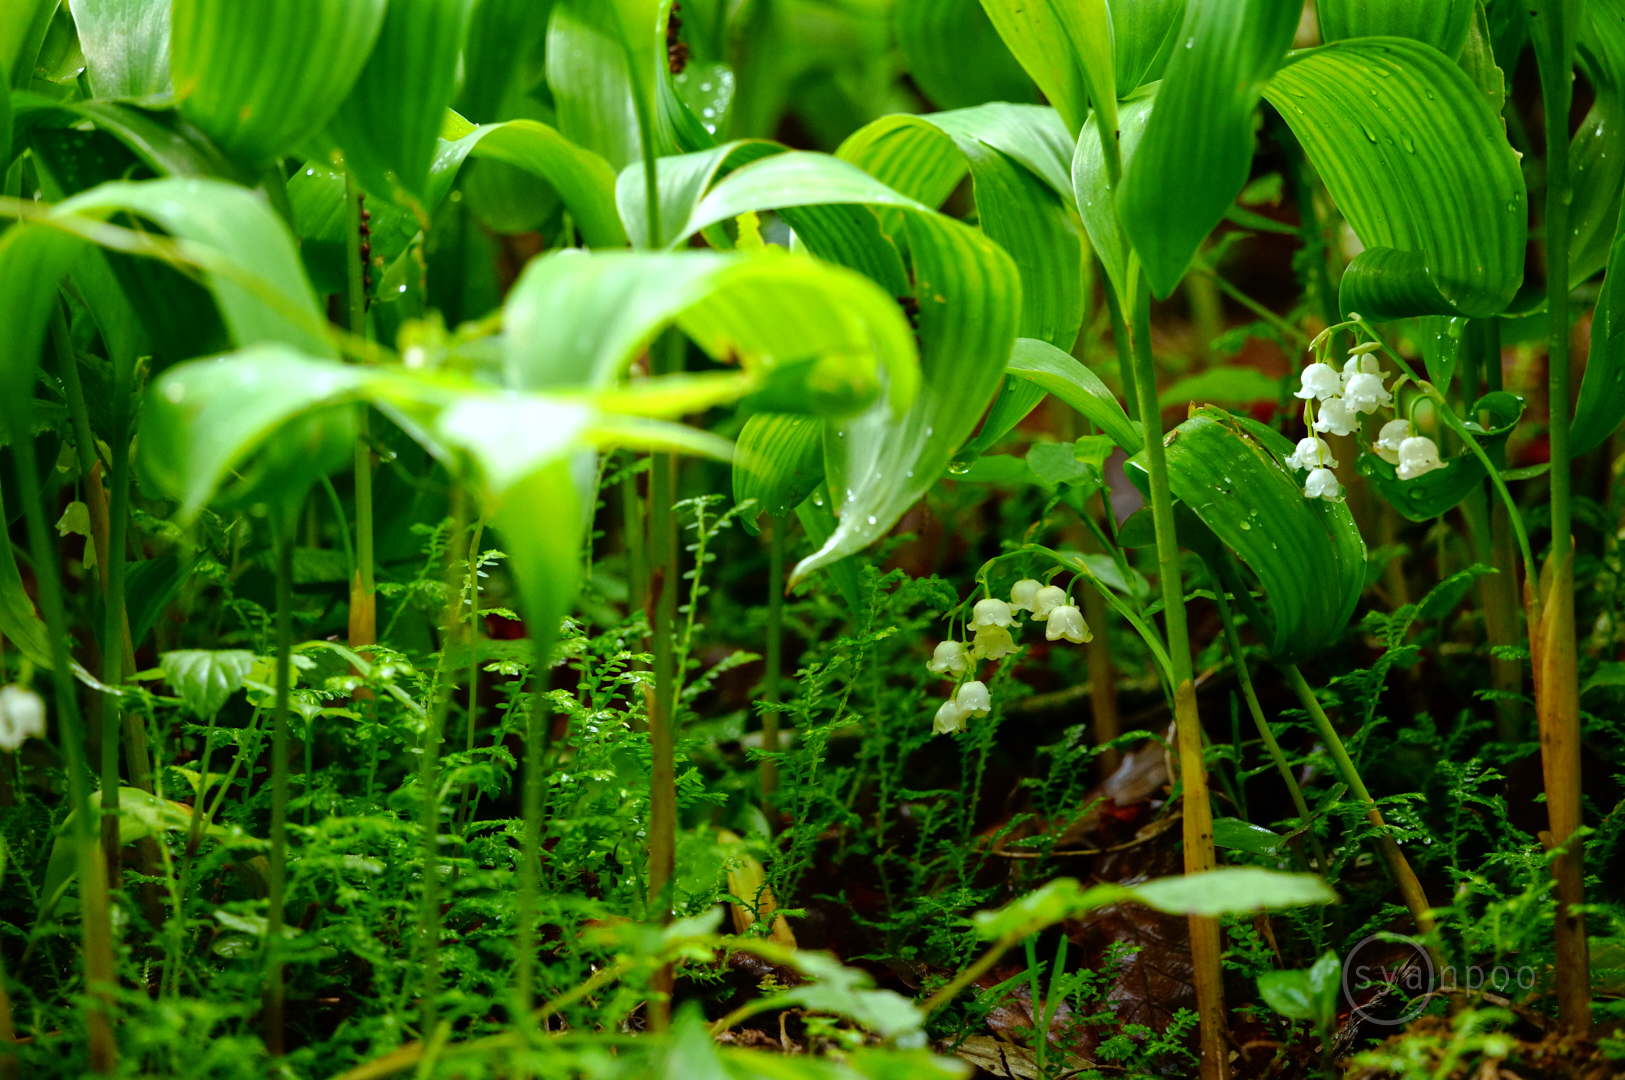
[1285,436,1337,471]
[1030,584,1068,621]
[1304,467,1344,503]
[1374,418,1410,465]
[956,680,993,716]
[1294,362,1343,401]
[1312,397,1359,437]
[926,640,968,677]
[972,624,1018,660]
[1009,578,1043,613]
[933,698,966,734]
[1341,354,1382,386]
[1045,604,1092,643]
[0,685,44,752]
[1342,371,1392,415]
[1396,435,1445,480]
[971,597,1014,629]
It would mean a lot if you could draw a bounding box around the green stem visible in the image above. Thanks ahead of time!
[264,535,294,1057]
[1122,269,1228,1078]
[346,169,377,653]
[760,516,784,809]
[457,520,486,830]
[514,672,554,1020]
[1281,664,1434,934]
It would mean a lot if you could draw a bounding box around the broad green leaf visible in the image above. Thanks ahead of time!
[1134,407,1365,661]
[1574,200,1625,454]
[1106,0,1188,94]
[1128,867,1339,915]
[1265,39,1526,319]
[57,178,335,357]
[894,0,1039,109]
[795,492,864,618]
[733,413,826,533]
[1457,1,1507,116]
[71,0,172,100]
[977,0,1115,139]
[681,151,931,234]
[1005,337,1141,454]
[776,951,922,1039]
[1359,391,1524,519]
[1257,952,1341,1027]
[1571,0,1625,286]
[329,0,479,205]
[458,0,555,123]
[1213,816,1286,856]
[953,378,1048,464]
[1116,0,1300,299]
[159,649,256,719]
[1,0,56,91]
[1318,0,1476,58]
[618,140,784,249]
[1161,366,1282,407]
[13,94,243,178]
[171,0,387,165]
[1073,86,1154,304]
[545,0,666,172]
[503,248,919,420]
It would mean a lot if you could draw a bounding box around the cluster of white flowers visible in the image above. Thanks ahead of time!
[929,578,1091,734]
[0,685,45,752]
[1290,339,1445,501]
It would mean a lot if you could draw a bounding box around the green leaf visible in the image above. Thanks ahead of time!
[1128,867,1339,915]
[1213,816,1286,856]
[159,649,256,719]
[1117,0,1300,299]
[1258,951,1342,1027]
[1358,391,1523,520]
[1318,0,1476,58]
[458,0,554,123]
[502,248,919,420]
[14,94,244,178]
[1574,192,1625,454]
[485,459,585,668]
[1265,38,1526,319]
[795,492,864,619]
[545,0,665,172]
[171,0,387,165]
[1073,86,1153,303]
[71,0,173,100]
[1005,337,1141,454]
[1161,366,1283,407]
[618,139,784,250]
[895,0,1038,110]
[0,0,57,91]
[1570,0,1625,287]
[977,0,1116,139]
[778,951,923,1039]
[1107,0,1188,94]
[733,413,825,533]
[1134,407,1366,661]
[329,0,478,205]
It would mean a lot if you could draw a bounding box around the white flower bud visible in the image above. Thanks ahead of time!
[1009,578,1043,613]
[1294,363,1343,401]
[956,680,992,716]
[1304,467,1344,502]
[1374,418,1410,465]
[972,624,1018,660]
[1312,397,1359,437]
[926,640,968,677]
[0,685,45,752]
[933,698,966,734]
[971,597,1013,629]
[1285,436,1337,471]
[1030,584,1068,621]
[1341,354,1383,384]
[1342,371,1392,414]
[1045,605,1091,643]
[1396,435,1445,480]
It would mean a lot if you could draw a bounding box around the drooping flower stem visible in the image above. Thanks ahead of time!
[1123,273,1227,1079]
[1281,664,1434,934]
[1529,0,1591,1031]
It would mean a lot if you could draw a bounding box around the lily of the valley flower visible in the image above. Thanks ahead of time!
[1030,584,1067,621]
[0,685,45,752]
[1046,604,1091,643]
[1009,578,1042,613]
[971,597,1013,629]
[927,640,968,677]
[1374,418,1410,464]
[933,698,966,734]
[1312,397,1359,437]
[1294,362,1343,402]
[972,623,1018,660]
[1304,467,1344,502]
[1285,436,1337,471]
[1397,435,1445,480]
[1342,370,1393,414]
[956,680,992,716]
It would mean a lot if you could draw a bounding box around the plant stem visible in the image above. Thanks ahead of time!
[7,427,117,1072]
[514,672,553,1019]
[264,535,294,1057]
[646,333,682,1029]
[1281,664,1434,934]
[1122,271,1227,1079]
[346,169,378,654]
[760,516,784,809]
[1530,0,1591,1030]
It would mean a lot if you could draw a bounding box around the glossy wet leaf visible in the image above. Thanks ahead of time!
[1257,952,1342,1027]
[1265,38,1526,319]
[1569,0,1625,286]
[618,139,784,249]
[894,0,1038,110]
[1575,193,1625,454]
[1213,816,1286,856]
[160,649,256,719]
[458,0,554,123]
[14,94,243,178]
[733,413,826,533]
[977,0,1116,138]
[171,0,387,165]
[329,0,478,206]
[1107,0,1187,94]
[1004,337,1141,455]
[1359,390,1524,520]
[72,0,172,100]
[1117,0,1300,299]
[546,0,666,172]
[1073,87,1154,305]
[1317,0,1476,58]
[1,0,57,91]
[1132,407,1365,662]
